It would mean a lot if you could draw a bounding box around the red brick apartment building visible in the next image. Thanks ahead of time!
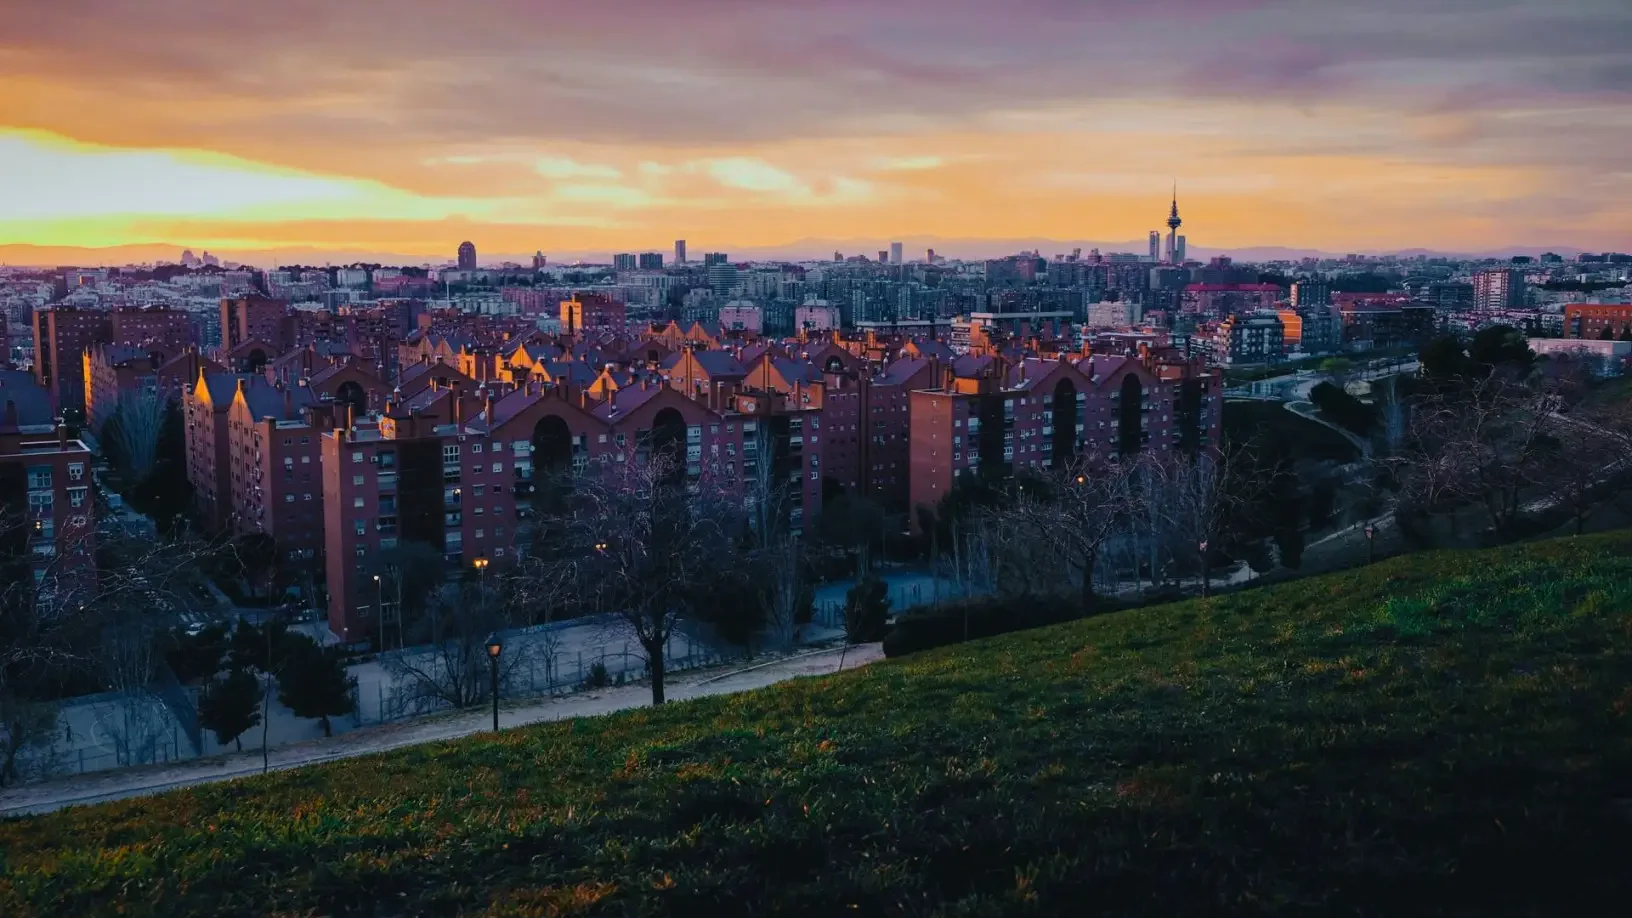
[1564,304,1632,339]
[0,371,95,580]
[225,381,339,566]
[32,305,195,415]
[83,345,218,434]
[908,352,1222,521]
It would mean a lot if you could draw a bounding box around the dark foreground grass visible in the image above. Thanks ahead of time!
[7,534,1632,916]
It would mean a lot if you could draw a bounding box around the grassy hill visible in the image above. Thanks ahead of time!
[6,534,1632,916]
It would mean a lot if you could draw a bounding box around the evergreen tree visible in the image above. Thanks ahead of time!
[197,668,263,752]
[277,646,356,737]
[843,577,891,644]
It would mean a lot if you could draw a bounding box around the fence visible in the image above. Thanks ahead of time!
[355,637,739,726]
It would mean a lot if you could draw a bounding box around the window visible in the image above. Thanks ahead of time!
[304,492,313,501]
[283,438,292,446]
[67,463,84,481]
[26,466,51,490]
[285,494,295,503]
[353,475,364,485]
[352,451,363,463]
[355,521,366,535]
[473,443,483,453]
[492,462,502,473]
[474,529,485,539]
[353,497,365,508]
[68,487,87,508]
[443,444,461,463]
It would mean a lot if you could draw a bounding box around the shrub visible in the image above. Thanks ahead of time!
[584,662,610,689]
[883,593,1078,657]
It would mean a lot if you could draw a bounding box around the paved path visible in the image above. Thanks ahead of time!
[0,643,885,818]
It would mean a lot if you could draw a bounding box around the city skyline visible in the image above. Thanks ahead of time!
[2,0,1629,260]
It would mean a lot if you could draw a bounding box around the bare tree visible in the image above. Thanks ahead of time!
[1,512,223,782]
[984,455,1141,611]
[105,388,170,479]
[1398,375,1555,543]
[544,451,733,705]
[1148,448,1243,597]
[382,580,529,715]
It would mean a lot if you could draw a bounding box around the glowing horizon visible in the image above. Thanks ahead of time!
[2,0,1627,261]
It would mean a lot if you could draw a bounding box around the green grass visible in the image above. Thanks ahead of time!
[7,535,1632,916]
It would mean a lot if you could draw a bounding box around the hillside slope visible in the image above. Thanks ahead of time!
[6,534,1632,916]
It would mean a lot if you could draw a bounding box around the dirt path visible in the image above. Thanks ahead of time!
[0,643,885,818]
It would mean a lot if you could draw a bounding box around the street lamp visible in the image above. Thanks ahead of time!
[1198,539,1210,598]
[486,636,503,732]
[373,574,383,650]
[1363,523,1376,564]
[473,557,489,582]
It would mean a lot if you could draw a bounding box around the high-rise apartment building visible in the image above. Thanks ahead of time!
[220,295,291,352]
[1,381,95,582]
[322,411,518,644]
[532,251,547,270]
[674,240,687,264]
[703,252,728,267]
[890,242,904,265]
[638,252,664,270]
[1148,231,1161,262]
[1289,281,1332,309]
[1472,268,1525,311]
[31,305,196,416]
[457,241,478,271]
[612,253,637,271]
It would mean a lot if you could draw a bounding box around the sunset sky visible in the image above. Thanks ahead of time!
[2,0,1629,262]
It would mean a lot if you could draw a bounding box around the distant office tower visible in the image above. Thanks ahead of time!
[703,252,728,267]
[1290,281,1332,309]
[890,242,904,265]
[1175,236,1188,264]
[834,251,843,262]
[1473,268,1525,311]
[457,241,477,271]
[532,251,547,270]
[927,248,937,263]
[674,240,687,264]
[878,250,889,264]
[707,261,740,295]
[613,253,637,271]
[1148,231,1161,262]
[638,252,664,270]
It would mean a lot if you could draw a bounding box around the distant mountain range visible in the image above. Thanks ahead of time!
[0,238,1605,270]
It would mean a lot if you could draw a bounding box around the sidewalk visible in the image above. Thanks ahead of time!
[0,643,885,818]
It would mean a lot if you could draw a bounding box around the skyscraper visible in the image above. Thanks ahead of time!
[1164,189,1183,264]
[674,240,687,265]
[457,241,477,271]
[613,253,637,271]
[532,251,547,270]
[890,242,904,265]
[878,250,889,264]
[703,252,728,266]
[1148,231,1161,262]
[1175,236,1188,264]
[638,252,664,270]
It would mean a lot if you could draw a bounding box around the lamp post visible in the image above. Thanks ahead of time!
[1363,523,1376,565]
[373,574,383,651]
[1198,539,1210,598]
[486,636,503,732]
[473,557,489,581]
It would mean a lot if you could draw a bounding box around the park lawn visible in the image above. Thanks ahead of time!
[6,533,1632,916]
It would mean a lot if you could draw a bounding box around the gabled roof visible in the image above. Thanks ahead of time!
[240,382,316,422]
[874,357,929,387]
[590,383,666,421]
[197,372,242,407]
[690,349,748,378]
